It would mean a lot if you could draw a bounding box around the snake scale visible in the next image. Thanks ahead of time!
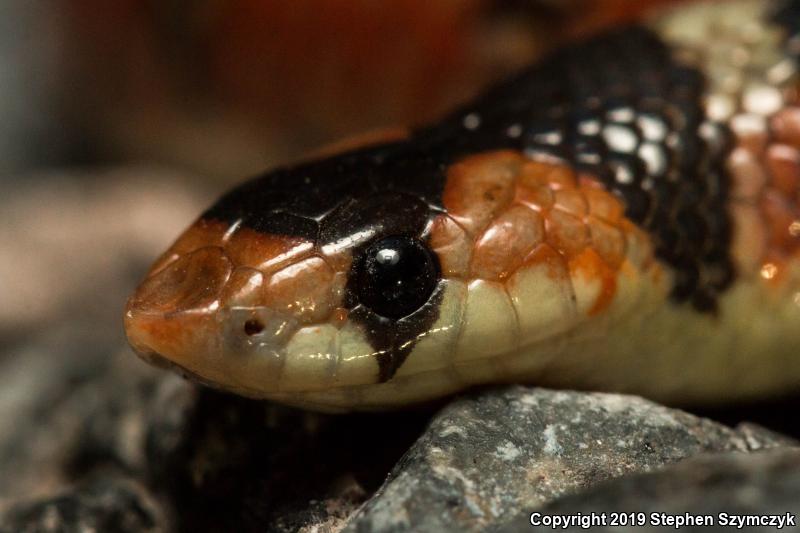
[125,0,800,411]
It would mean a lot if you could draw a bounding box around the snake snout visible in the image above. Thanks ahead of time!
[127,246,233,318]
[124,247,232,372]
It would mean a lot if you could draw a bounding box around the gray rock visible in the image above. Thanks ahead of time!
[0,476,168,533]
[142,385,432,533]
[0,343,169,505]
[344,387,795,533]
[495,449,800,532]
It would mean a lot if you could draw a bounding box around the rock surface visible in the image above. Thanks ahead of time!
[343,387,796,533]
[0,476,167,533]
[496,449,800,532]
[2,369,796,532]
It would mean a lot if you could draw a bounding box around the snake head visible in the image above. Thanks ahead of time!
[125,147,465,410]
[126,146,649,411]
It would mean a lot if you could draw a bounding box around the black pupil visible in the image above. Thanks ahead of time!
[356,235,438,319]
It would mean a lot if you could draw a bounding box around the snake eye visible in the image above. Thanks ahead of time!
[354,235,439,319]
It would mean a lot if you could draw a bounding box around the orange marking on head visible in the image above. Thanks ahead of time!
[583,188,625,224]
[130,246,233,316]
[224,225,314,275]
[128,213,354,367]
[470,204,545,281]
[439,150,645,319]
[519,159,577,190]
[553,188,589,216]
[220,267,266,308]
[265,256,342,323]
[148,218,228,276]
[127,312,216,361]
[442,150,522,235]
[545,209,590,257]
[588,216,626,268]
[577,173,608,190]
[513,181,554,210]
[151,217,316,281]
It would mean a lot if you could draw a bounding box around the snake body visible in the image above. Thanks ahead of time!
[126,0,800,411]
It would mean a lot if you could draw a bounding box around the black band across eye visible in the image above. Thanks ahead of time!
[353,235,439,319]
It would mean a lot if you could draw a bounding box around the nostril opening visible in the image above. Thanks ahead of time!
[244,319,265,336]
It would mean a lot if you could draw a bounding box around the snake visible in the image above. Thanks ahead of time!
[125,0,800,412]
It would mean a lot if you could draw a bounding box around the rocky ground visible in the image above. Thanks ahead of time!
[0,357,798,533]
[1,174,799,532]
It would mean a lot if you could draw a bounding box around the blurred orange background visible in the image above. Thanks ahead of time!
[43,0,674,180]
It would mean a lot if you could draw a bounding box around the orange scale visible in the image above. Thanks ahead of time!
[587,216,627,268]
[519,159,577,190]
[149,218,228,276]
[770,106,800,148]
[220,267,266,308]
[429,214,472,278]
[223,225,314,275]
[442,150,522,235]
[577,174,608,190]
[765,144,800,197]
[545,208,590,257]
[130,246,233,316]
[513,182,554,211]
[583,188,624,224]
[553,188,589,216]
[264,256,342,323]
[470,204,545,281]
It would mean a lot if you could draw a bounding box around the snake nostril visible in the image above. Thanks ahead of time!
[224,307,299,355]
[129,246,233,316]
